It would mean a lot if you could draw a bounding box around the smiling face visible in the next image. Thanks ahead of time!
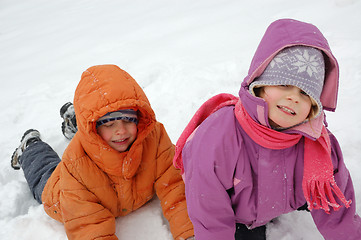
[258,85,313,128]
[97,119,137,152]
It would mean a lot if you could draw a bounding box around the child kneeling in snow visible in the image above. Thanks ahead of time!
[173,19,361,239]
[11,64,194,240]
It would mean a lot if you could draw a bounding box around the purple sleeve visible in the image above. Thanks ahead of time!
[182,107,239,240]
[311,131,361,239]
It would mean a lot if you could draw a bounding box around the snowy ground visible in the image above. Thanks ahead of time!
[1,0,361,239]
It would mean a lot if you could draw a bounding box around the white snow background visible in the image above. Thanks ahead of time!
[1,0,361,239]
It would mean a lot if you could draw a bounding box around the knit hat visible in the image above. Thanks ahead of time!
[249,46,325,119]
[96,109,138,127]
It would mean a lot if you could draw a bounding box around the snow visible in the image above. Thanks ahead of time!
[1,0,361,239]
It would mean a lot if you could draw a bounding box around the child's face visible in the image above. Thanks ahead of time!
[259,85,312,128]
[97,119,137,152]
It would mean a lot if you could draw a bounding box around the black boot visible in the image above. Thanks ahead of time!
[60,102,77,140]
[11,129,41,170]
[235,223,266,240]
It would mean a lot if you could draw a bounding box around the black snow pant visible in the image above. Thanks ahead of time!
[21,141,60,203]
[235,223,266,240]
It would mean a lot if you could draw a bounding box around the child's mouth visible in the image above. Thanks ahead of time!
[278,105,295,115]
[113,138,127,144]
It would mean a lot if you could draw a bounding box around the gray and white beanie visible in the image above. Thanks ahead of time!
[96,109,138,127]
[249,46,325,118]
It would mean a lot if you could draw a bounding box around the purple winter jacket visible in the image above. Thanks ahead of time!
[182,19,361,240]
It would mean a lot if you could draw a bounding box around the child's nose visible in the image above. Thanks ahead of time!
[114,121,126,134]
[286,87,301,103]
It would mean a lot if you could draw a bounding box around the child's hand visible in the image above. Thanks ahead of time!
[186,237,195,240]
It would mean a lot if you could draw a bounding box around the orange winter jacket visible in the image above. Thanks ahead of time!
[41,65,194,240]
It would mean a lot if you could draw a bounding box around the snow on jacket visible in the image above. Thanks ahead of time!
[181,19,361,240]
[42,65,194,240]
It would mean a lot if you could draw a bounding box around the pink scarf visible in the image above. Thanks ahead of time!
[173,93,351,214]
[234,100,351,213]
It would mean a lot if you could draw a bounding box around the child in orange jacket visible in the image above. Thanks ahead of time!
[11,64,194,240]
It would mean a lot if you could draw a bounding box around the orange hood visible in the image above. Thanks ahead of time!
[73,64,156,178]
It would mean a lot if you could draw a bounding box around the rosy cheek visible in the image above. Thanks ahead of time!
[98,127,112,141]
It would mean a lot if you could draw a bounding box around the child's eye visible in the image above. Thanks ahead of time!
[103,121,114,127]
[300,90,308,96]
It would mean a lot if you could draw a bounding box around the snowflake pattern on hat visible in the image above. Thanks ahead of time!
[275,49,321,78]
[293,49,322,76]
[269,47,324,79]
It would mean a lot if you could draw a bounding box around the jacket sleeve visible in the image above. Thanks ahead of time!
[59,160,118,240]
[153,123,194,240]
[181,108,239,240]
[310,130,361,240]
